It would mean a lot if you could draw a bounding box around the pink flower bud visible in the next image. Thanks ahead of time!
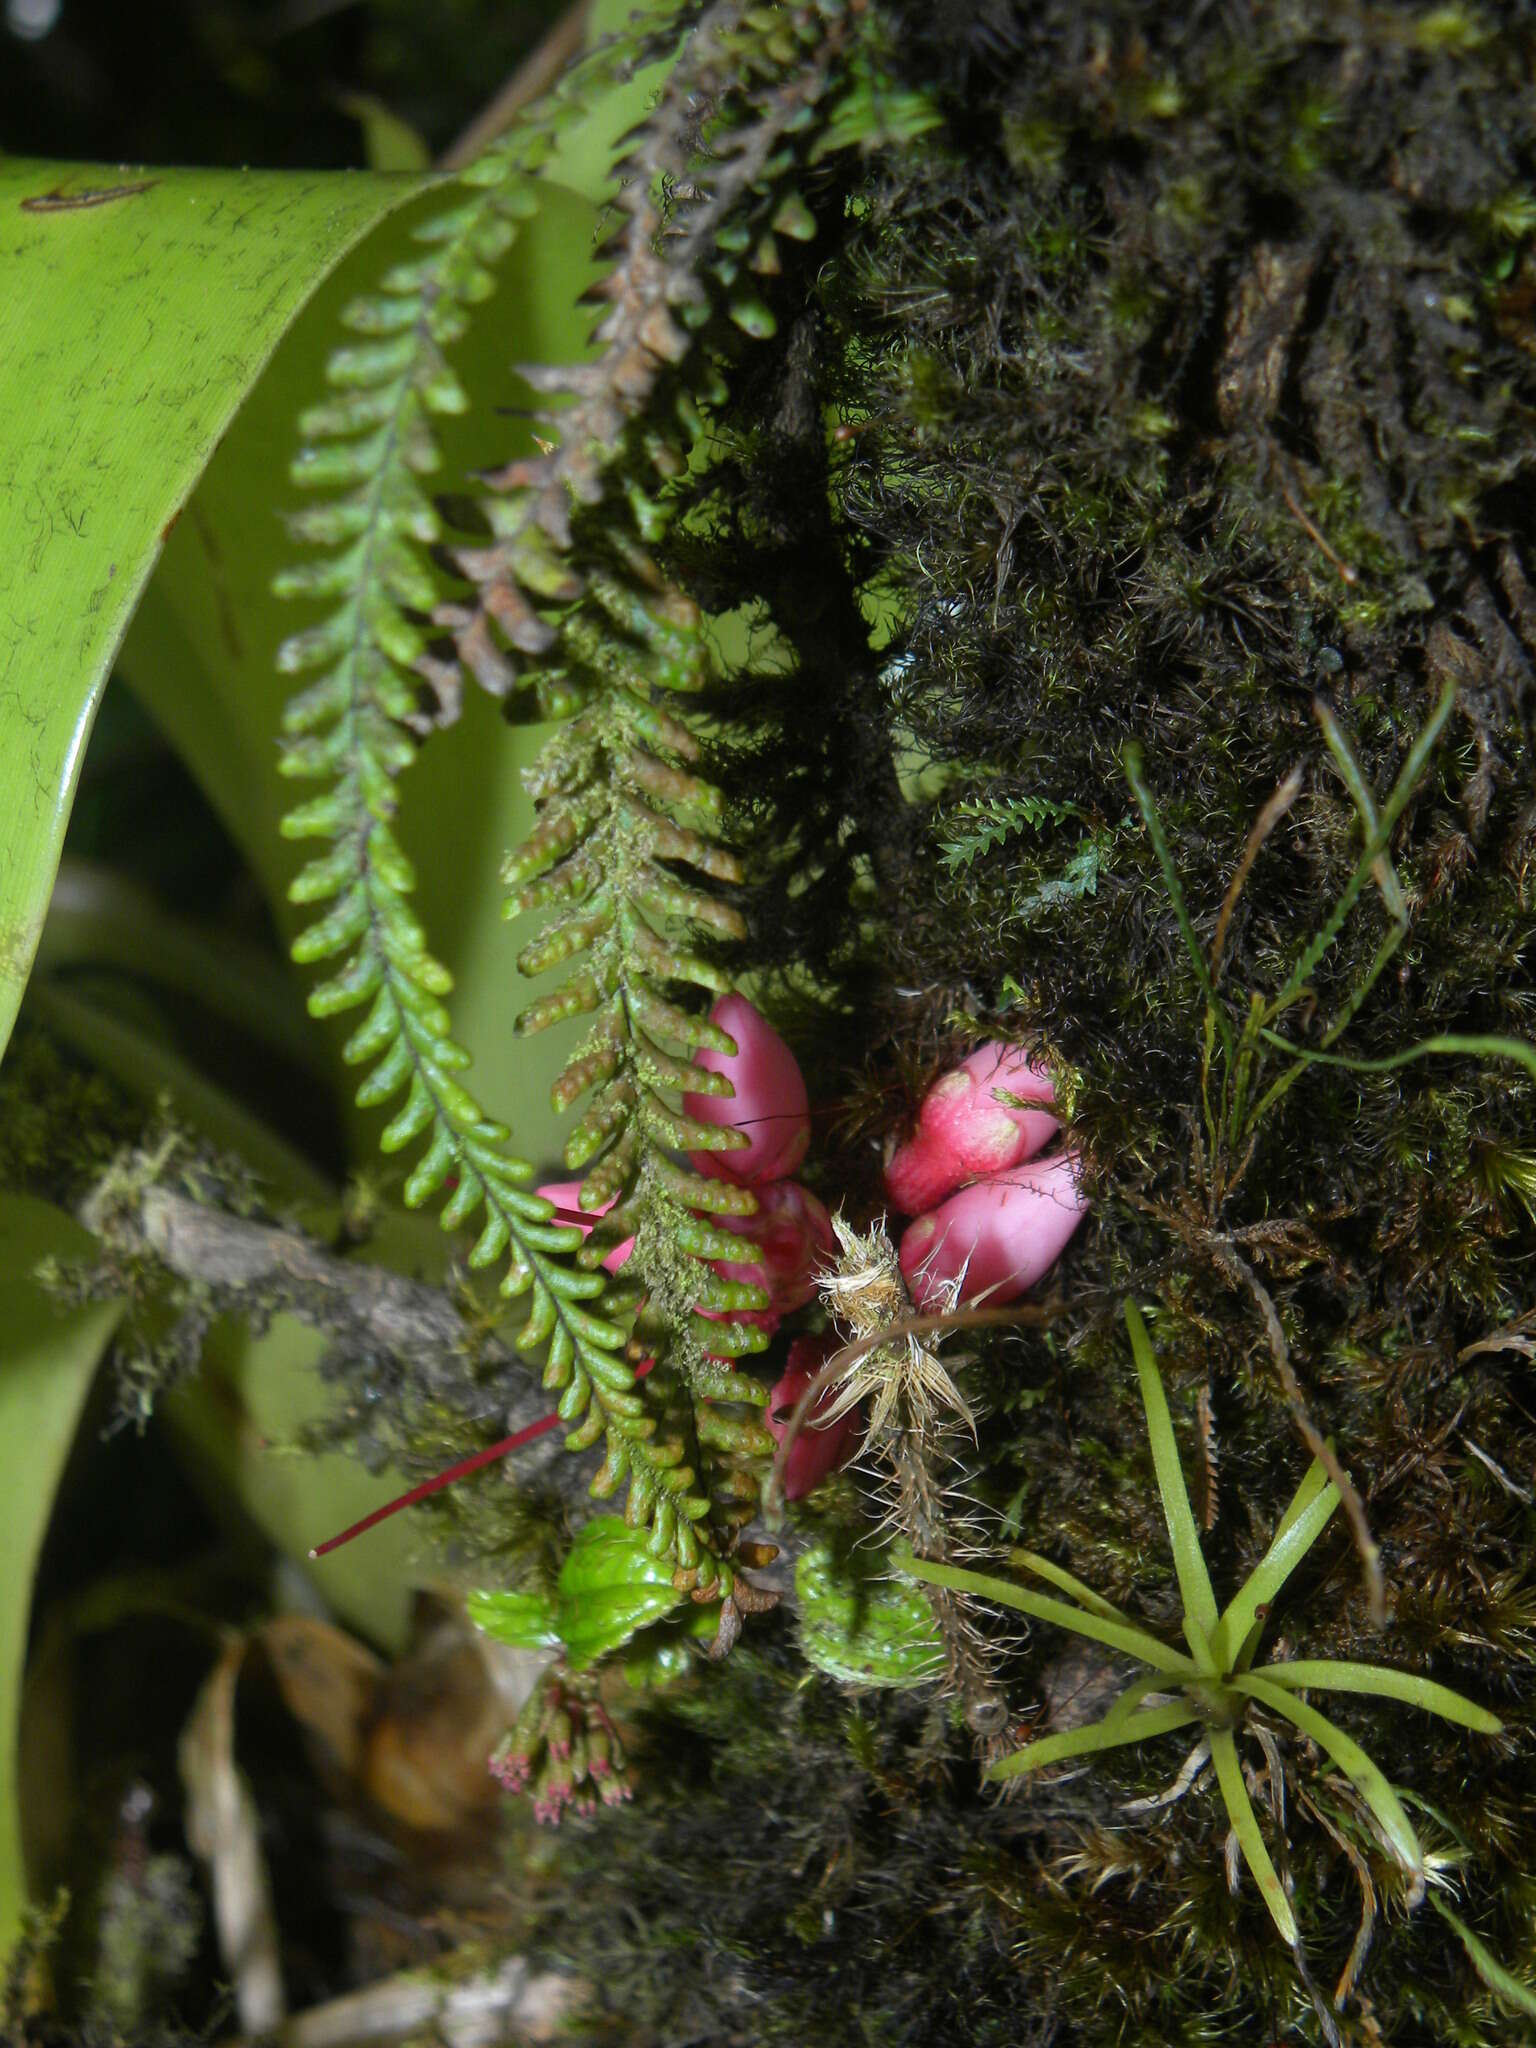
[899,1153,1088,1310]
[683,994,811,1186]
[537,1180,634,1273]
[885,1042,1061,1215]
[488,1744,532,1794]
[766,1337,862,1500]
[710,1181,835,1315]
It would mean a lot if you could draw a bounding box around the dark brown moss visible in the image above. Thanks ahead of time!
[526,3,1536,2042]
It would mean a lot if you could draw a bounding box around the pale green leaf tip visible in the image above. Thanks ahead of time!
[1433,1895,1536,2018]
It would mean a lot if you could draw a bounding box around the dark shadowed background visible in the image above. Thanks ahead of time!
[0,0,567,168]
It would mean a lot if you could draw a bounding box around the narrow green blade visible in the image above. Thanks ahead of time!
[1237,1672,1422,1877]
[1431,1896,1536,2019]
[988,1703,1198,1782]
[1209,1725,1296,1945]
[1125,1302,1219,1639]
[1210,1478,1339,1670]
[1008,1548,1139,1626]
[1255,1660,1501,1733]
[900,1551,1195,1678]
[1269,1457,1331,1547]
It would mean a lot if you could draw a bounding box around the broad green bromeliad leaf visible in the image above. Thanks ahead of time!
[0,157,438,1064]
[0,1194,126,1965]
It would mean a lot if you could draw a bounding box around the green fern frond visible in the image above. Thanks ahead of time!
[442,0,861,707]
[937,794,1077,872]
[505,574,775,1399]
[1018,835,1107,913]
[273,0,926,1590]
[272,11,744,1591]
[476,3,887,1439]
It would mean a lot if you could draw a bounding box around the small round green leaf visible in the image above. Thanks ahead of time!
[556,1516,687,1671]
[797,1543,944,1689]
[466,1587,561,1652]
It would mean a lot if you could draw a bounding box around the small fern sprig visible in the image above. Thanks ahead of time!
[937,794,1076,872]
[505,558,791,1303]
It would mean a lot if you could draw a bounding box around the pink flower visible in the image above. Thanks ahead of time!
[683,994,811,1186]
[885,1042,1060,1215]
[709,1181,835,1316]
[537,1179,635,1273]
[765,1336,862,1499]
[899,1153,1088,1310]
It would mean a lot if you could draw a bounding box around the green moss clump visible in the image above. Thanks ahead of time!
[513,1,1536,2040]
[0,1027,144,1211]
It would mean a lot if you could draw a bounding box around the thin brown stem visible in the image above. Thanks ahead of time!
[764,1301,1059,1516]
[438,1,593,171]
[1296,1784,1378,2013]
[1210,765,1304,988]
[1213,1241,1386,1629]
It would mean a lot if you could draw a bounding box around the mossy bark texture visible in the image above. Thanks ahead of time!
[530,5,1536,2044]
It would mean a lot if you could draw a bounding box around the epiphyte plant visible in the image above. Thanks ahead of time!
[5,0,1536,2039]
[902,1302,1502,1950]
[1120,688,1536,1210]
[272,0,937,1612]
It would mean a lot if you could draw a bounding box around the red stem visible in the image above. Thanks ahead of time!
[309,1358,654,1557]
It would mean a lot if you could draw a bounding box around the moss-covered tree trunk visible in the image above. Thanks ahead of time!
[534,7,1536,2044]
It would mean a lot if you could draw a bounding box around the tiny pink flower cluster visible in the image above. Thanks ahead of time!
[491,1676,629,1825]
[766,1046,1089,1498]
[684,1011,1089,1494]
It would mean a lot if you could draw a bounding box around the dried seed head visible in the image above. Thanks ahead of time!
[817,1213,973,1439]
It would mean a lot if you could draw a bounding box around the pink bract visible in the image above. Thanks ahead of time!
[766,1336,862,1500]
[683,993,811,1186]
[710,1180,835,1316]
[899,1153,1088,1310]
[885,1041,1060,1214]
[536,1179,635,1273]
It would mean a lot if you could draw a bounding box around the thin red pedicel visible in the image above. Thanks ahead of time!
[309,1081,942,1557]
[309,1359,655,1558]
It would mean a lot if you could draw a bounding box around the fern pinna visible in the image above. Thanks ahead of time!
[273,1,874,1599]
